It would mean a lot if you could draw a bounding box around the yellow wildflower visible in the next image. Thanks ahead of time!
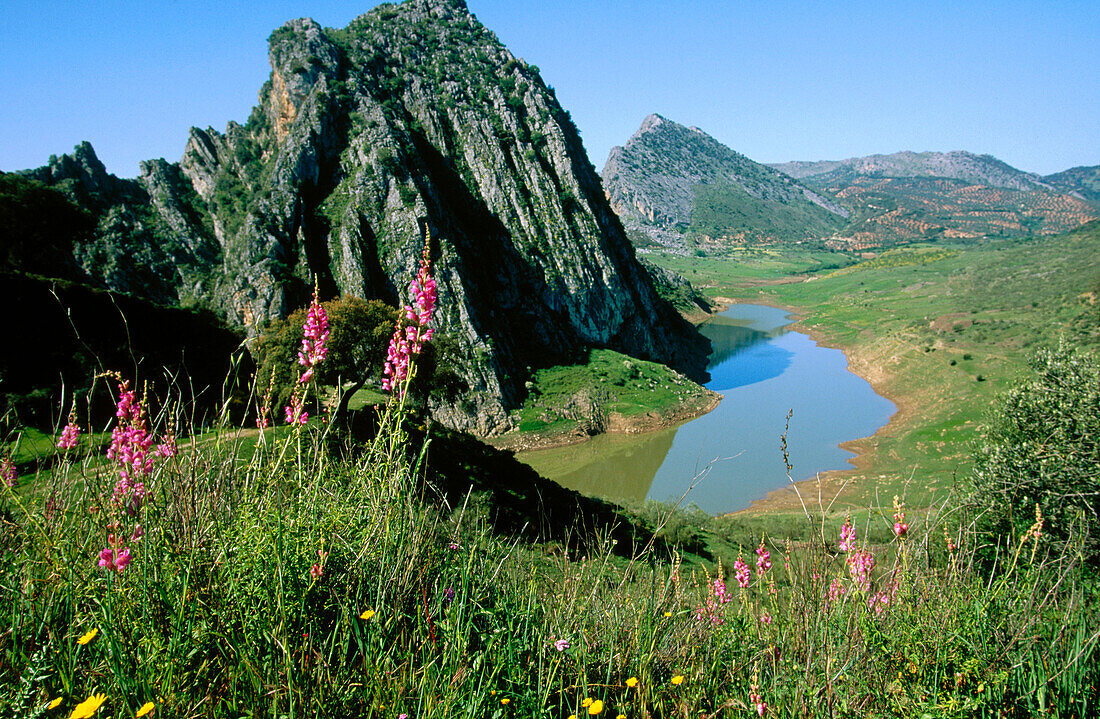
[360,609,375,620]
[77,628,98,645]
[617,715,627,719]
[671,675,684,685]
[69,693,106,718]
[588,699,604,715]
[663,611,672,617]
[501,698,510,705]
[581,698,593,708]
[136,702,155,717]
[47,698,62,710]
[625,677,638,688]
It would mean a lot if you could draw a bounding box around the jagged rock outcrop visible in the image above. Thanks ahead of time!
[21,0,708,435]
[602,114,848,248]
[23,142,219,305]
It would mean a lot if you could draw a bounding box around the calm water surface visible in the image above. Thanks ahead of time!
[517,304,896,514]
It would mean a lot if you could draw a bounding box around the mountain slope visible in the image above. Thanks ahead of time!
[1044,165,1100,208]
[602,114,847,247]
[770,151,1097,248]
[18,0,708,435]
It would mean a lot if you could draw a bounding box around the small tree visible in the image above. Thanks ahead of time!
[251,296,398,422]
[966,341,1100,563]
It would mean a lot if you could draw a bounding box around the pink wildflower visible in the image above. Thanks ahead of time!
[310,563,323,580]
[284,392,308,425]
[297,288,330,384]
[892,496,908,537]
[1,458,16,488]
[839,519,856,552]
[713,577,731,604]
[57,419,80,450]
[756,542,771,576]
[106,381,156,509]
[98,547,116,571]
[154,430,178,459]
[383,238,437,395]
[553,639,570,652]
[131,524,144,541]
[846,550,875,593]
[733,558,751,588]
[760,611,772,626]
[98,545,132,573]
[749,685,767,717]
[827,577,846,603]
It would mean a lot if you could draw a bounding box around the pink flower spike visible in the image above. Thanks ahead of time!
[115,547,132,572]
[310,563,323,580]
[1,458,16,488]
[297,288,330,385]
[839,519,856,552]
[756,542,771,575]
[893,522,909,537]
[553,638,569,651]
[57,420,81,450]
[734,558,751,588]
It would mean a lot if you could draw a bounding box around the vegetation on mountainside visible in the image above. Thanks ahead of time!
[508,349,715,437]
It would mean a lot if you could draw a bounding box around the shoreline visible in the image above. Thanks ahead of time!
[487,390,723,453]
[708,293,915,516]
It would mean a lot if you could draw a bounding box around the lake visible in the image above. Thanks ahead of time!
[516,304,897,514]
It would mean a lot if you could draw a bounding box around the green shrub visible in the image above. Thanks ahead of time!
[967,341,1100,562]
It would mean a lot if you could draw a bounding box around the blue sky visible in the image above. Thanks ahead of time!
[2,1,1096,178]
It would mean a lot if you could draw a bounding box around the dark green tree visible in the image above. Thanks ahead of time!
[251,296,399,422]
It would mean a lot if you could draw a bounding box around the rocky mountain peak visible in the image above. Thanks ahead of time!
[20,0,709,436]
[603,114,847,247]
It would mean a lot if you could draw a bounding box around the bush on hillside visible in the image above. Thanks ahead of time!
[966,341,1100,562]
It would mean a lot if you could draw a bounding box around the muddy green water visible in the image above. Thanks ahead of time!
[516,304,896,514]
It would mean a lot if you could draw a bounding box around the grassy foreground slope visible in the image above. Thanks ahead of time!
[648,221,1100,511]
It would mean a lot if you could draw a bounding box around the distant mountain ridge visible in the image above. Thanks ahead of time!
[602,114,847,247]
[770,150,1052,191]
[1043,165,1100,208]
[769,151,1098,248]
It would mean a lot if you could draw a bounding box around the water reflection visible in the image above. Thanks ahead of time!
[518,426,677,504]
[516,304,896,514]
[700,317,793,391]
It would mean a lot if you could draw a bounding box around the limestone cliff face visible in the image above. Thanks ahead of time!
[27,0,708,435]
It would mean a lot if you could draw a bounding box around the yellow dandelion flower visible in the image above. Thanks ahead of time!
[77,628,98,645]
[69,692,106,719]
[491,689,497,696]
[501,698,510,705]
[359,609,375,620]
[581,697,593,707]
[617,715,627,719]
[588,699,604,715]
[47,697,62,710]
[136,701,155,717]
[671,675,684,685]
[625,677,638,688]
[569,716,577,719]
[663,611,671,617]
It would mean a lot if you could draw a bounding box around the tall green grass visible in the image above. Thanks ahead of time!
[2,369,1097,718]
